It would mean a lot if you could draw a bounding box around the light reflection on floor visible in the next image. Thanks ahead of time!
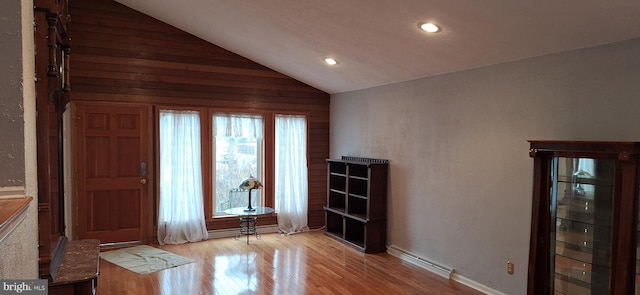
[214,253,258,293]
[271,248,306,295]
[159,262,204,294]
[156,242,308,294]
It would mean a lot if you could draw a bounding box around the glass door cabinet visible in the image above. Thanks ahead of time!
[528,141,640,295]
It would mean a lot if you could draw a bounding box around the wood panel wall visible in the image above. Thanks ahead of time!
[68,0,329,231]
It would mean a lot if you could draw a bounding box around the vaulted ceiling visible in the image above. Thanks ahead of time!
[115,0,640,94]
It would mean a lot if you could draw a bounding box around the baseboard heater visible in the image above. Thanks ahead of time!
[387,245,454,279]
[207,225,279,240]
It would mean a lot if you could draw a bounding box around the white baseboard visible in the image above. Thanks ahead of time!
[207,225,279,240]
[387,244,506,295]
[452,274,507,295]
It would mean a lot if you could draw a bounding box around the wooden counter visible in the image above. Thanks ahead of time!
[0,197,32,242]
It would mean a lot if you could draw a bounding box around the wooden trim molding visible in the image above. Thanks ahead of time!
[0,187,25,199]
[0,197,33,243]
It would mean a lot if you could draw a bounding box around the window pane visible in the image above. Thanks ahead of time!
[213,114,264,216]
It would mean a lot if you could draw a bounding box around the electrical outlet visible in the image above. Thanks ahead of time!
[507,261,514,275]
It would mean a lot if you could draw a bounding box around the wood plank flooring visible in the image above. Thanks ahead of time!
[97,231,483,295]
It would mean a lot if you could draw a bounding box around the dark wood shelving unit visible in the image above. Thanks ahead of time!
[324,157,388,253]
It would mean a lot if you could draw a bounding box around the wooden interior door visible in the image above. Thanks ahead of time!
[73,102,151,244]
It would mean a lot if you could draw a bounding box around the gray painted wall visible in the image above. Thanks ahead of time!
[0,0,39,279]
[330,38,640,294]
[0,0,26,187]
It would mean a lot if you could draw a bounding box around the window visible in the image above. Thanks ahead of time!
[212,113,264,216]
[157,108,308,228]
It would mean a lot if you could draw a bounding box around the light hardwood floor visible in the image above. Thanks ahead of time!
[97,230,484,295]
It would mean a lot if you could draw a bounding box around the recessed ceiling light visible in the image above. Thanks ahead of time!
[324,58,338,65]
[420,22,440,33]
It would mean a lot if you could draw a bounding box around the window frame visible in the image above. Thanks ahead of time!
[211,112,266,217]
[207,109,275,219]
[155,106,308,230]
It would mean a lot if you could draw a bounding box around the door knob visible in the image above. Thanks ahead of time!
[141,179,147,184]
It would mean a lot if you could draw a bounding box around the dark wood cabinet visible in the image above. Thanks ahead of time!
[34,2,100,293]
[324,157,388,253]
[34,0,71,280]
[528,141,640,295]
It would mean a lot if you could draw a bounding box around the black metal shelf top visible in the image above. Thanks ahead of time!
[340,156,389,164]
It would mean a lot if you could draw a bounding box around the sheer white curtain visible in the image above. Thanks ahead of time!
[158,110,208,245]
[275,115,309,234]
[214,114,263,139]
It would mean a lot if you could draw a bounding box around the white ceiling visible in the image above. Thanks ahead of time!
[115,0,640,94]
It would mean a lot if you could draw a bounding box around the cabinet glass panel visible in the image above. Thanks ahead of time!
[637,203,640,295]
[551,157,614,295]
